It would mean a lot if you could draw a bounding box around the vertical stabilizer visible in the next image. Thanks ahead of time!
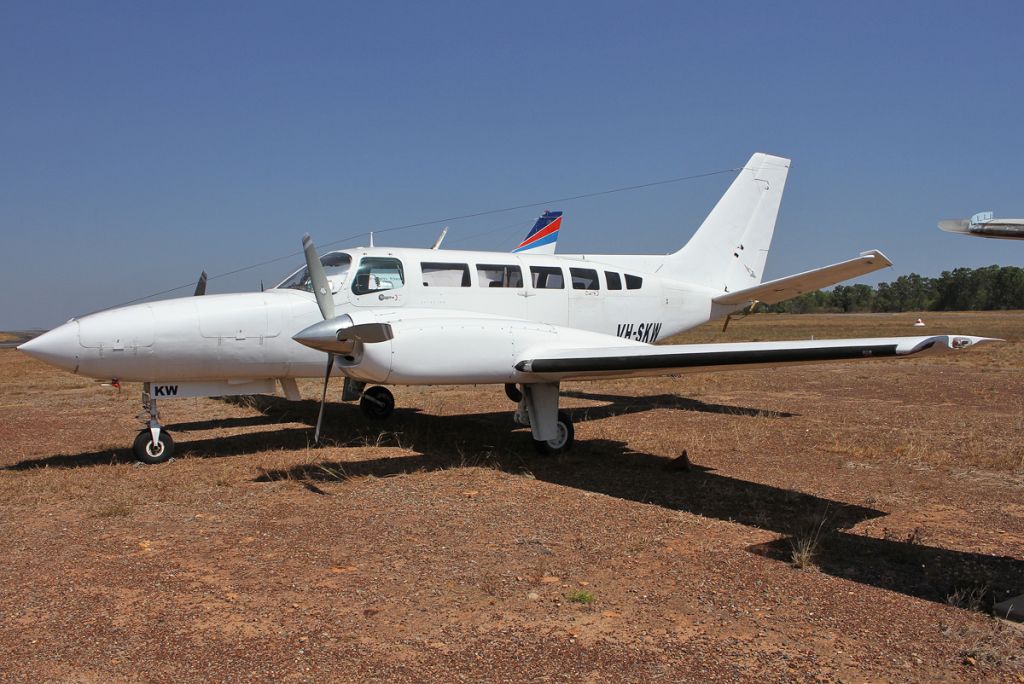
[667,153,790,292]
[513,211,563,254]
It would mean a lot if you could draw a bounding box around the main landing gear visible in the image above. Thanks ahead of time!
[134,383,175,464]
[509,382,575,456]
[360,385,395,420]
[342,378,395,420]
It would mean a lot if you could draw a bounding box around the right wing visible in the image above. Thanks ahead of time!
[713,250,892,307]
[515,334,996,381]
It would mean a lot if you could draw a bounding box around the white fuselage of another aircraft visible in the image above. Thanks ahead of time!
[38,246,718,385]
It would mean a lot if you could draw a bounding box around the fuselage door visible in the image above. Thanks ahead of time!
[567,266,603,331]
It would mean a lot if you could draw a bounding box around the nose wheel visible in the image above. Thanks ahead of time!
[134,429,175,464]
[133,383,175,464]
[360,386,395,420]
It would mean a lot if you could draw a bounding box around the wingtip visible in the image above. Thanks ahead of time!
[947,335,1002,350]
[859,249,893,267]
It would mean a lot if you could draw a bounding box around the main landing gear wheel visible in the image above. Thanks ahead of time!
[360,386,395,420]
[133,429,175,464]
[533,410,574,456]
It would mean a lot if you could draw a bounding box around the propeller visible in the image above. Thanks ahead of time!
[296,234,395,442]
[302,234,336,443]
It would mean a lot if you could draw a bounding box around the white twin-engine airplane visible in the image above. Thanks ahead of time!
[20,153,995,464]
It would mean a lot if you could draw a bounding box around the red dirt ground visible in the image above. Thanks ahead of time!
[1,312,1022,682]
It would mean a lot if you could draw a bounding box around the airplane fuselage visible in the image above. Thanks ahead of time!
[29,246,723,385]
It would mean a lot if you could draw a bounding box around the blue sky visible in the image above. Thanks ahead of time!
[1,1,1021,328]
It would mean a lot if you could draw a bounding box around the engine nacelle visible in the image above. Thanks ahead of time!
[293,309,637,386]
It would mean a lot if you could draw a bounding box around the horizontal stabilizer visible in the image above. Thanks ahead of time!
[515,335,997,381]
[713,250,892,307]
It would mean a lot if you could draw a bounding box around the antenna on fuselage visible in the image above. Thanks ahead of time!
[369,232,375,247]
[431,226,449,250]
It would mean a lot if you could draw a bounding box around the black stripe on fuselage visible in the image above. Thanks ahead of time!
[516,343,915,374]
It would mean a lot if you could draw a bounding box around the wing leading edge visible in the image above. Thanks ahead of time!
[515,335,996,381]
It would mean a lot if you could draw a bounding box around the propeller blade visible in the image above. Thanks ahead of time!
[302,234,335,320]
[194,270,208,296]
[314,353,335,443]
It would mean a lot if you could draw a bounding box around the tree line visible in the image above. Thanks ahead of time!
[765,265,1024,313]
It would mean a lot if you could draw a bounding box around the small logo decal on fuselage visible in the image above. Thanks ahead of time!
[616,322,662,343]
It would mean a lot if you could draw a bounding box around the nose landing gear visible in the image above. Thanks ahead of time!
[134,383,175,464]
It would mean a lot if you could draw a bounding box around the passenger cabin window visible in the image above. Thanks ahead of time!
[605,271,622,290]
[276,252,352,292]
[530,266,565,289]
[476,264,524,288]
[570,267,600,290]
[625,274,643,290]
[421,262,470,287]
[352,257,405,295]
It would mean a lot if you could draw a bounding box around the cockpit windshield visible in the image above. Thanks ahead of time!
[275,252,352,292]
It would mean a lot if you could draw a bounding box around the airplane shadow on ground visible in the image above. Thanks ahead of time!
[562,390,796,419]
[255,433,1024,610]
[5,390,711,470]
[7,392,1020,609]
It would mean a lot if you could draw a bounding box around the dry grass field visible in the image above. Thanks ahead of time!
[1,312,1022,682]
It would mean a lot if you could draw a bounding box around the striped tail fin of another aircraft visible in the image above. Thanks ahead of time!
[513,211,562,254]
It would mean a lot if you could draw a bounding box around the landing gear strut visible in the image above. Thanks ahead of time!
[513,382,575,456]
[360,386,395,420]
[134,383,175,464]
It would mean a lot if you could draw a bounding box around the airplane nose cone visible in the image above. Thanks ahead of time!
[18,321,81,373]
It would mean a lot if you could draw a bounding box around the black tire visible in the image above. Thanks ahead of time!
[532,410,574,456]
[133,429,175,464]
[360,386,395,420]
[504,383,523,402]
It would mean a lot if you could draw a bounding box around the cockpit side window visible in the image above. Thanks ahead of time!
[352,257,406,296]
[276,252,352,292]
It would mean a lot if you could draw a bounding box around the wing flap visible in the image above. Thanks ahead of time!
[515,335,996,380]
[713,250,892,307]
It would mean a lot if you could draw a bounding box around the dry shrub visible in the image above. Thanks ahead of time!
[788,509,832,569]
